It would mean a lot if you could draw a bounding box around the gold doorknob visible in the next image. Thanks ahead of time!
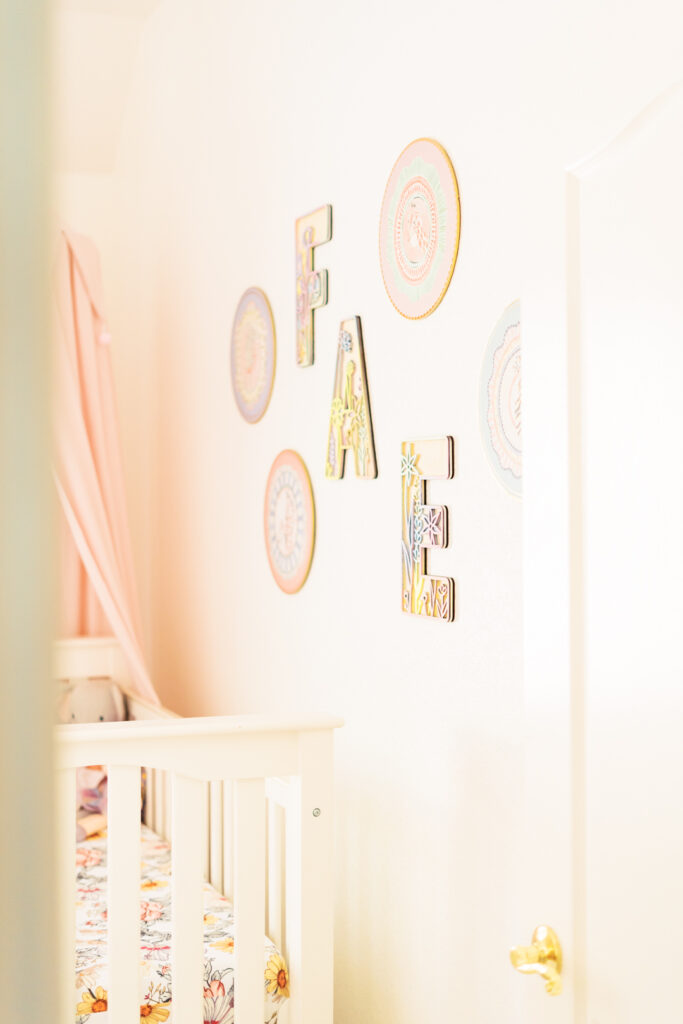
[510,925,562,995]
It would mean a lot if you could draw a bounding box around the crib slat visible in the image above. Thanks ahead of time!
[222,780,234,899]
[145,766,155,829]
[172,773,204,1022]
[234,778,266,1024]
[267,798,286,950]
[209,781,224,891]
[57,767,76,1024]
[155,768,166,839]
[286,731,334,1024]
[108,765,142,1024]
[204,783,211,881]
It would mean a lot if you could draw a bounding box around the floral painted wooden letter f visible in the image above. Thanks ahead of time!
[401,437,455,621]
[295,205,332,367]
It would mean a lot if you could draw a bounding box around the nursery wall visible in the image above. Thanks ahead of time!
[57,1,526,1020]
[55,2,683,1022]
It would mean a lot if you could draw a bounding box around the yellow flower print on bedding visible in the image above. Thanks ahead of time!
[75,825,287,1021]
[77,987,108,1013]
[211,936,234,953]
[265,953,290,999]
[140,876,168,891]
[139,1002,170,1022]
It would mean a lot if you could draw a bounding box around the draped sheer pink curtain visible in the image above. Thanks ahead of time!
[54,229,159,704]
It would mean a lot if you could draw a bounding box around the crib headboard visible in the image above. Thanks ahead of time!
[54,637,177,852]
[53,636,176,722]
[54,636,131,685]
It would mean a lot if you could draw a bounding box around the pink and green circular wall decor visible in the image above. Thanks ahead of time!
[379,138,461,319]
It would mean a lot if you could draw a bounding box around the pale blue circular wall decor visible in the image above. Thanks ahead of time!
[479,300,522,497]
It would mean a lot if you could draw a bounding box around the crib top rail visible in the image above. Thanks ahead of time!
[54,712,344,779]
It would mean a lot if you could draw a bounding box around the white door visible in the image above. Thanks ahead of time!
[520,82,683,1021]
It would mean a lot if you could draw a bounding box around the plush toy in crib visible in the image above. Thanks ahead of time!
[58,676,127,725]
[58,678,127,840]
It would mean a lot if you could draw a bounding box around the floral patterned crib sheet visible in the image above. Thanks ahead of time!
[75,825,290,1024]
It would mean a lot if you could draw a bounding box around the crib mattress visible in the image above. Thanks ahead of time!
[74,824,288,1024]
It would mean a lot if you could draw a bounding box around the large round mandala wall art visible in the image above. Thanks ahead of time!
[479,300,522,497]
[230,287,276,423]
[264,450,315,594]
[379,137,461,319]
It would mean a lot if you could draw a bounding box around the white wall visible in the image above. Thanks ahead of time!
[57,1,525,1020]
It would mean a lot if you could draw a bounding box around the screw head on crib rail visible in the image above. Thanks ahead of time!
[312,807,321,817]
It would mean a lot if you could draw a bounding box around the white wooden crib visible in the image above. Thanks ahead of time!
[54,638,342,1024]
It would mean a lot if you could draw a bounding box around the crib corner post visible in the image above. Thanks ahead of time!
[286,729,335,1024]
[56,767,76,1024]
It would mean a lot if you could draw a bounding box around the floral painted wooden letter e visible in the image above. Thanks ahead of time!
[325,317,377,480]
[295,205,332,367]
[401,437,455,621]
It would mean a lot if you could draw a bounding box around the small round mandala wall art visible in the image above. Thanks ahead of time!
[479,300,522,497]
[230,287,276,423]
[379,137,461,319]
[264,450,315,594]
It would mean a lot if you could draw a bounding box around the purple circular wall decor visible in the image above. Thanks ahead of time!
[230,287,276,423]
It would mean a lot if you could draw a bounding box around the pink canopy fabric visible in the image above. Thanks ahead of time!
[54,229,159,704]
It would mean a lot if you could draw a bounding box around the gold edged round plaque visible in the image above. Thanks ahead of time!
[264,450,315,593]
[379,137,461,319]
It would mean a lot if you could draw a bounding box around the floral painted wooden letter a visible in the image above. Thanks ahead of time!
[295,205,332,367]
[401,437,455,621]
[325,317,377,480]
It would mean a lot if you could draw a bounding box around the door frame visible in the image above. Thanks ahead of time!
[0,0,56,1018]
